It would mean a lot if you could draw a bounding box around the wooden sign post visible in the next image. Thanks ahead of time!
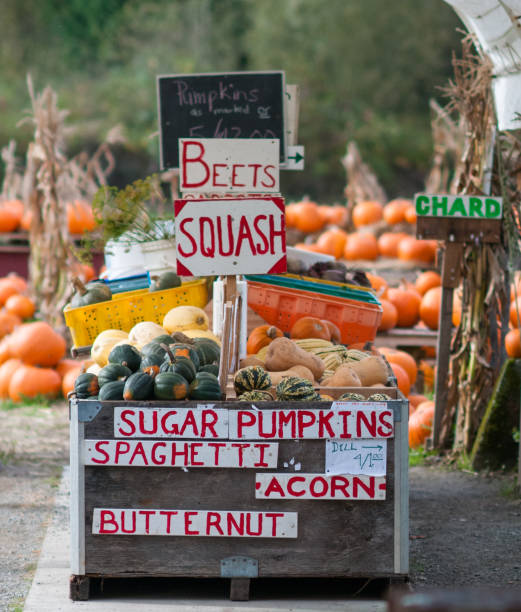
[415,193,503,447]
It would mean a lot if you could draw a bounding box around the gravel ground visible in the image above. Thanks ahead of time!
[0,400,520,611]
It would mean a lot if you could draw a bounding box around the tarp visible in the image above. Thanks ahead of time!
[445,0,521,130]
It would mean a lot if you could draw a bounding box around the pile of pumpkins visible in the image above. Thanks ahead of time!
[72,305,223,402]
[285,197,438,266]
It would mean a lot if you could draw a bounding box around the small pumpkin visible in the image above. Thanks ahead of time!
[246,325,284,355]
[98,380,126,401]
[68,278,112,308]
[74,372,100,398]
[289,317,331,341]
[98,363,132,388]
[238,390,274,401]
[149,270,182,291]
[234,366,271,395]
[189,372,223,400]
[154,372,189,400]
[9,365,62,402]
[275,376,318,401]
[8,321,66,367]
[123,371,155,400]
[367,393,393,401]
[338,392,366,401]
[108,343,142,372]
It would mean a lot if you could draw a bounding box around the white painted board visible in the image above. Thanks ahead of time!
[325,439,387,476]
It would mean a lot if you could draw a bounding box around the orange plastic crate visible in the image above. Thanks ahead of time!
[247,280,382,345]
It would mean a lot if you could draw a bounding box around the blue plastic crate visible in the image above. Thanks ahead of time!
[101,274,150,294]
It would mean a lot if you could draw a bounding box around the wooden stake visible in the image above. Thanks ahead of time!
[218,302,233,395]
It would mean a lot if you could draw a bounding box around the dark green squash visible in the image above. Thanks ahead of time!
[275,376,318,401]
[98,380,125,400]
[152,334,176,347]
[153,372,189,400]
[238,390,274,401]
[189,372,223,400]
[198,363,219,376]
[123,371,155,400]
[97,364,132,388]
[108,343,142,372]
[169,357,197,383]
[168,343,200,371]
[149,270,182,291]
[140,341,168,361]
[192,338,220,366]
[140,353,163,378]
[74,372,100,398]
[69,279,112,308]
[234,366,271,395]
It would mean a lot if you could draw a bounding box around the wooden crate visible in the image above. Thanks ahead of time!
[69,390,409,601]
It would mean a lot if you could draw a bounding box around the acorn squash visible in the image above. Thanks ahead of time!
[98,380,125,400]
[108,343,142,372]
[189,372,223,400]
[193,338,220,366]
[198,363,219,376]
[69,279,112,308]
[98,363,132,388]
[74,372,99,398]
[150,270,182,291]
[153,372,189,400]
[123,371,154,400]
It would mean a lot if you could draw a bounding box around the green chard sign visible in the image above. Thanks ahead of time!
[414,194,503,220]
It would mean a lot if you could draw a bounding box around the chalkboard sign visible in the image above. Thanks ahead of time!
[157,71,286,169]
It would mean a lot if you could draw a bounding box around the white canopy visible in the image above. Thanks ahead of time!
[445,0,521,130]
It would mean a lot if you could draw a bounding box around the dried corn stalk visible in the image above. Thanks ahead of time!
[0,140,23,201]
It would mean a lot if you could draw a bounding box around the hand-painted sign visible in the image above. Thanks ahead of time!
[255,473,386,500]
[158,71,286,169]
[174,197,286,276]
[414,194,503,219]
[93,508,298,538]
[325,439,387,476]
[84,440,278,468]
[179,138,279,193]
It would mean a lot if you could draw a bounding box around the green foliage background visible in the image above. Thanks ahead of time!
[0,0,462,201]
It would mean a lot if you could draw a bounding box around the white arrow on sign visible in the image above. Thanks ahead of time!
[174,197,287,277]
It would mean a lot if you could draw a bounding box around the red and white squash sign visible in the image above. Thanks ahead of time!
[174,196,286,276]
[179,138,280,193]
[93,508,297,538]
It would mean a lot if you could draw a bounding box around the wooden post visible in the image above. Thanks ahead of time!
[432,241,462,447]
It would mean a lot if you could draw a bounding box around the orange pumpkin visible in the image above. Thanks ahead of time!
[343,232,379,261]
[452,290,462,327]
[0,310,22,338]
[293,199,325,234]
[366,273,388,298]
[315,228,348,259]
[8,365,62,402]
[4,199,24,218]
[377,299,398,332]
[510,295,521,328]
[4,294,35,320]
[0,337,12,365]
[323,205,348,226]
[387,287,421,328]
[0,358,22,399]
[246,325,284,355]
[390,362,410,396]
[384,348,418,386]
[4,273,27,293]
[321,319,341,343]
[0,206,21,232]
[61,365,84,397]
[352,200,383,228]
[8,321,66,367]
[419,286,442,330]
[397,236,436,264]
[418,360,435,391]
[290,317,331,341]
[56,358,85,379]
[285,203,299,228]
[415,270,442,296]
[383,199,411,225]
[505,328,521,358]
[404,204,417,224]
[0,278,20,306]
[20,209,32,231]
[294,242,322,253]
[408,393,429,413]
[408,400,435,448]
[377,232,408,258]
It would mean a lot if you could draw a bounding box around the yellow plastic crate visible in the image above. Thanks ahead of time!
[63,279,209,349]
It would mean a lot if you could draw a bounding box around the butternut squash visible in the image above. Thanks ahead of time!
[320,363,361,387]
[347,355,389,386]
[265,337,325,380]
[268,365,315,386]
[240,355,265,369]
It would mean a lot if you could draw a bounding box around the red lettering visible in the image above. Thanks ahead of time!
[309,476,328,498]
[377,410,394,437]
[99,510,118,534]
[269,213,285,254]
[184,511,199,535]
[161,411,179,435]
[138,410,157,435]
[357,411,377,438]
[199,217,215,257]
[253,214,269,254]
[287,476,306,497]
[338,410,352,439]
[120,510,136,534]
[231,443,250,467]
[212,163,227,187]
[190,442,204,466]
[353,476,375,499]
[318,410,335,438]
[118,409,136,436]
[178,218,197,257]
[263,476,286,497]
[249,163,262,187]
[201,410,219,438]
[297,410,316,438]
[216,216,234,256]
[260,165,276,188]
[227,512,244,536]
[208,442,226,464]
[114,441,130,463]
[129,441,149,466]
[258,410,277,438]
[138,510,156,534]
[159,510,178,534]
[265,512,284,536]
[231,164,246,187]
[237,410,256,438]
[253,443,270,468]
[331,476,350,498]
[179,410,199,437]
[170,442,190,465]
[206,511,224,535]
[151,442,166,465]
[278,410,296,438]
[91,441,109,464]
[234,215,257,256]
[245,512,262,536]
[182,141,210,188]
